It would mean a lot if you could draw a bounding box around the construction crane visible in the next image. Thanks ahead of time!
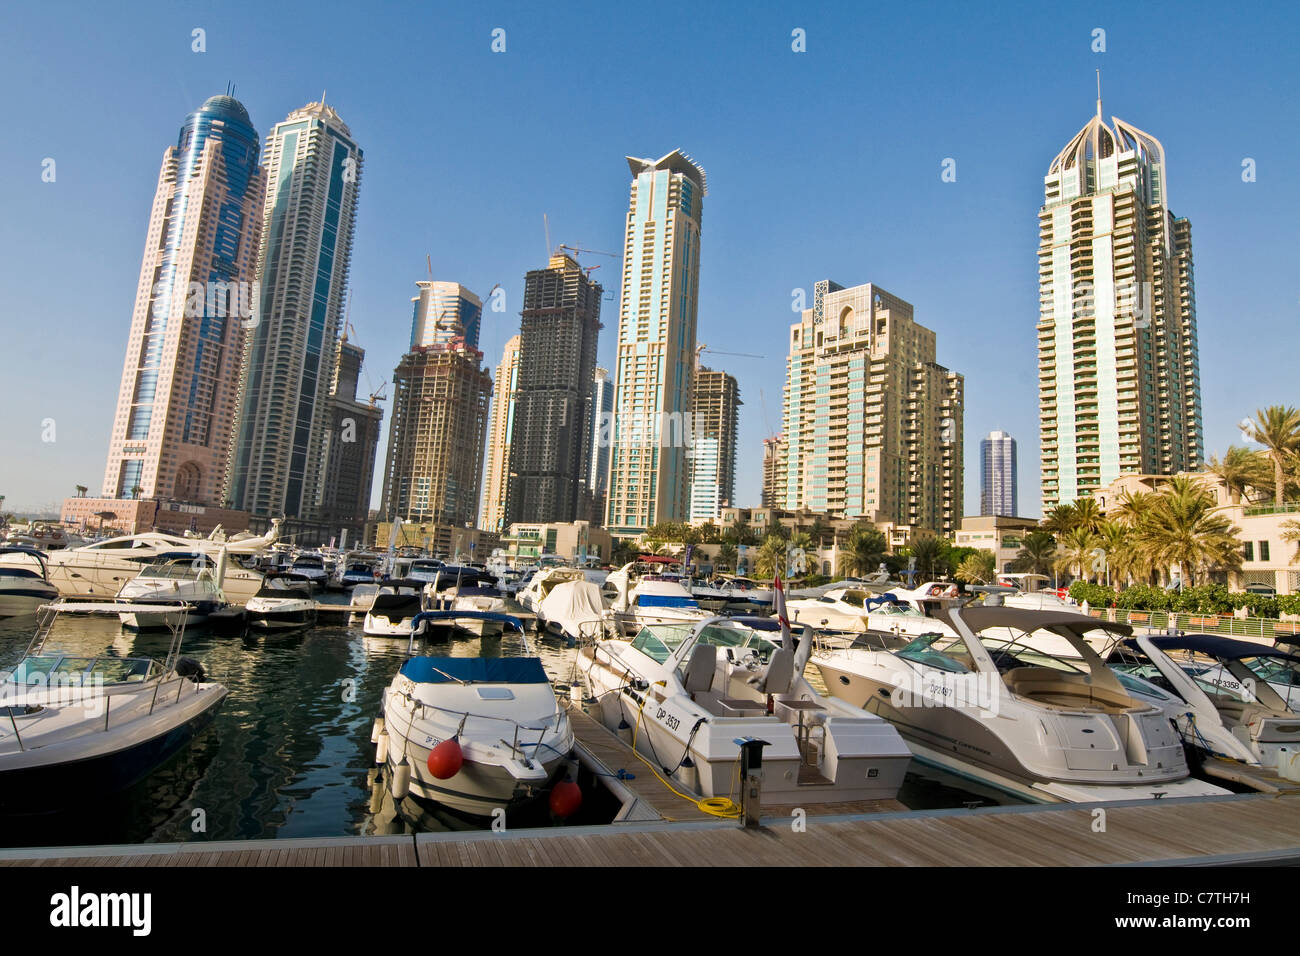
[556,243,617,259]
[696,344,765,363]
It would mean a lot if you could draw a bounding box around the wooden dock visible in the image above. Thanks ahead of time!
[4,793,1300,867]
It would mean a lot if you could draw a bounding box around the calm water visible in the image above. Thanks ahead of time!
[0,605,1017,848]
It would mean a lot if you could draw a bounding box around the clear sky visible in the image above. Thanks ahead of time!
[2,0,1297,518]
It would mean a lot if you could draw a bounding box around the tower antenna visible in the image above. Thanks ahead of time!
[427,254,433,279]
[544,213,552,259]
[1096,69,1102,119]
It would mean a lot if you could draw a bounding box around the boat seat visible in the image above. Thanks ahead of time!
[684,643,717,698]
[756,648,795,697]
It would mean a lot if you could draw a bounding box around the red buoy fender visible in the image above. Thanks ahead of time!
[427,737,464,779]
[549,780,582,818]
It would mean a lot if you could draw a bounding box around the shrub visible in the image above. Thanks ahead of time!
[1068,582,1116,607]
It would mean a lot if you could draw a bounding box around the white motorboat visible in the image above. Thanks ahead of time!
[1106,634,1300,782]
[0,547,59,619]
[245,573,318,630]
[714,575,774,609]
[374,611,576,818]
[0,602,228,810]
[364,580,426,637]
[517,566,587,614]
[349,583,381,617]
[339,557,380,589]
[406,558,445,586]
[2,521,279,604]
[811,605,1230,803]
[787,586,883,632]
[578,616,912,806]
[288,553,329,589]
[537,580,610,644]
[115,550,228,629]
[445,585,510,638]
[608,572,711,636]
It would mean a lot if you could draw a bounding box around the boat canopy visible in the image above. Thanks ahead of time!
[942,606,1132,637]
[399,656,547,684]
[1143,634,1300,664]
[636,593,699,609]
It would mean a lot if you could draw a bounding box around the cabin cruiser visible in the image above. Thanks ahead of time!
[994,575,1075,610]
[349,583,381,617]
[787,586,882,632]
[609,576,711,636]
[245,573,318,630]
[2,521,279,604]
[811,605,1230,803]
[114,550,228,629]
[714,575,774,609]
[340,558,380,590]
[1106,634,1300,782]
[517,566,587,614]
[0,547,59,618]
[578,616,911,805]
[442,585,511,638]
[0,602,228,809]
[364,580,426,637]
[537,580,610,643]
[687,578,730,612]
[374,611,575,818]
[289,553,329,589]
[405,558,445,586]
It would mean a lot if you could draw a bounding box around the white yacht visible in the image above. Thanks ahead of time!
[811,605,1231,803]
[444,585,511,638]
[0,547,59,619]
[609,576,712,636]
[517,566,587,615]
[0,603,228,809]
[115,551,227,629]
[3,521,279,604]
[787,586,881,632]
[288,553,329,589]
[245,573,318,630]
[578,616,912,806]
[537,580,610,643]
[1107,633,1300,782]
[364,580,426,637]
[374,611,575,818]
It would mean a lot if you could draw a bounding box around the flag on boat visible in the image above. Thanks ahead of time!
[773,570,791,647]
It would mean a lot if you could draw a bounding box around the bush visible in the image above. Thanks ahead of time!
[1105,584,1287,618]
[1114,585,1172,611]
[1068,582,1116,607]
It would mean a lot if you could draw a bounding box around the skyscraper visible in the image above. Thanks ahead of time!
[380,284,491,526]
[605,150,706,537]
[761,435,785,508]
[480,334,520,533]
[227,100,363,526]
[410,281,484,351]
[1038,97,1202,511]
[103,95,266,505]
[587,367,614,524]
[318,335,383,537]
[782,280,964,536]
[980,430,1017,517]
[506,253,602,526]
[688,366,740,521]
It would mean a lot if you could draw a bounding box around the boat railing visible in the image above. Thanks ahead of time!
[1089,606,1300,643]
[400,691,566,763]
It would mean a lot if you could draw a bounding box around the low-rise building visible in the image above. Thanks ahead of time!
[955,515,1041,574]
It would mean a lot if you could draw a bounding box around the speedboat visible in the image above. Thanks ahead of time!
[350,583,381,617]
[245,573,318,630]
[1107,634,1300,782]
[537,580,610,644]
[115,551,228,629]
[407,558,445,586]
[811,605,1231,803]
[340,559,380,590]
[688,578,730,612]
[578,616,912,805]
[374,611,576,818]
[0,602,228,809]
[364,580,426,637]
[608,574,712,637]
[0,547,59,618]
[715,575,774,610]
[787,586,882,631]
[1,521,279,604]
[289,553,329,589]
[517,566,587,614]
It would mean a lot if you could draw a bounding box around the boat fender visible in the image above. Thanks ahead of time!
[427,737,464,779]
[175,657,206,683]
[371,716,385,743]
[375,731,389,765]
[549,780,582,818]
[392,759,411,799]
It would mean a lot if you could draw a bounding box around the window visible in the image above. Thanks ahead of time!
[1260,541,1270,562]
[1243,542,1254,561]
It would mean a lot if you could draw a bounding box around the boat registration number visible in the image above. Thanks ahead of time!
[655,708,681,732]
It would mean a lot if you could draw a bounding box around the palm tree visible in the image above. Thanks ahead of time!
[1207,446,1263,505]
[955,550,996,585]
[1138,476,1243,586]
[806,516,832,550]
[716,541,737,572]
[1041,504,1077,537]
[697,520,721,544]
[1054,526,1102,584]
[754,534,789,579]
[1071,497,1104,534]
[1094,520,1134,587]
[1111,488,1156,529]
[909,537,947,579]
[1010,530,1058,577]
[1244,406,1300,508]
[1279,519,1300,565]
[74,485,88,498]
[842,525,887,577]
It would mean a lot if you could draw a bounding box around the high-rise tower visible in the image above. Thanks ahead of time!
[103,95,266,506]
[480,334,521,533]
[227,100,363,523]
[605,150,706,537]
[1038,97,1202,510]
[688,366,740,521]
[980,430,1018,517]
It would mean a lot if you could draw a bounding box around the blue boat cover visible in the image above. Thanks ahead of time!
[637,594,698,609]
[400,656,549,684]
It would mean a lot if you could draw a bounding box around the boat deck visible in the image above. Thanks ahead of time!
[4,792,1300,867]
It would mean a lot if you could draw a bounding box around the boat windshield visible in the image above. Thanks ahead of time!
[138,555,210,578]
[3,654,156,686]
[630,624,693,664]
[1243,656,1300,688]
[693,623,778,662]
[895,633,973,674]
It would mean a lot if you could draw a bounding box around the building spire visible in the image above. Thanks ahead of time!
[1095,69,1102,119]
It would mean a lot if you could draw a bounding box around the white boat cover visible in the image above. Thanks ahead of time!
[538,581,607,639]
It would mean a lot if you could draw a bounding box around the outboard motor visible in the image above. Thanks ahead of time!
[175,657,206,683]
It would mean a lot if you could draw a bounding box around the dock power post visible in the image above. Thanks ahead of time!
[734,737,770,828]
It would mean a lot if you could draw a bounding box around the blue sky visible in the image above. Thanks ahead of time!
[2,0,1297,518]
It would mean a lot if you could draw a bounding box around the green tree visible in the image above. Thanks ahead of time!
[1138,476,1243,586]
[1244,406,1300,508]
[1207,446,1264,506]
[1011,529,1058,577]
[1054,526,1102,584]
[716,541,737,571]
[909,536,947,579]
[842,525,887,577]
[754,534,789,579]
[955,550,996,584]
[1041,504,1078,537]
[1282,519,1300,565]
[697,520,721,544]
